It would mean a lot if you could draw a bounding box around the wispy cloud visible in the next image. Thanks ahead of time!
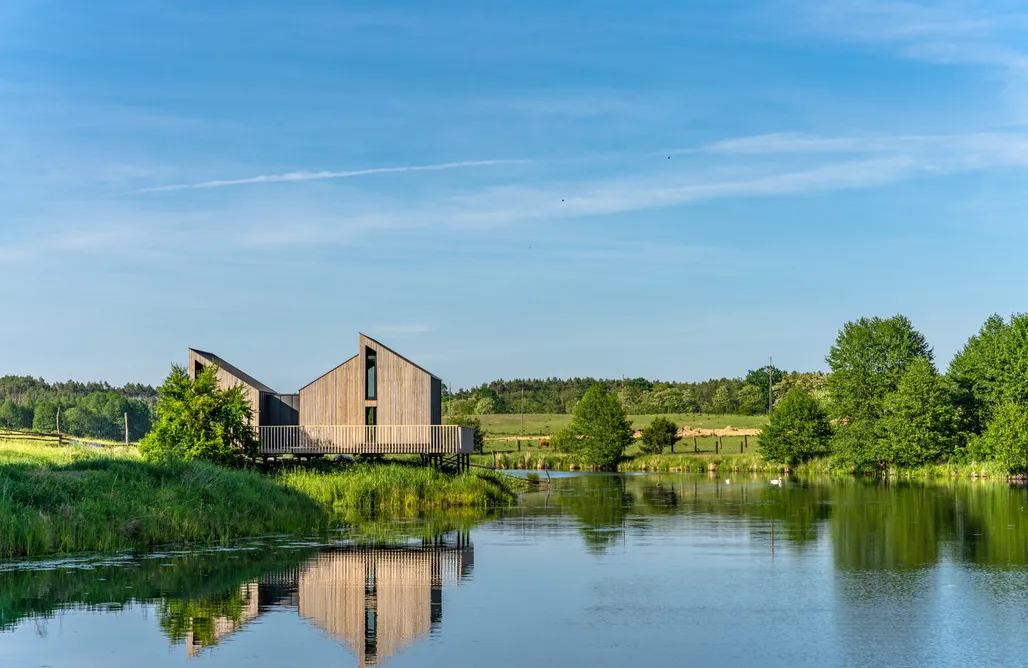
[137,159,529,193]
[782,0,1028,81]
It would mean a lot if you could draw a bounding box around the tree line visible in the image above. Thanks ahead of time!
[0,375,156,441]
[759,313,1028,474]
[445,369,826,416]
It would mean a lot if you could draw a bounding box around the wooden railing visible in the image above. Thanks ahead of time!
[258,425,474,455]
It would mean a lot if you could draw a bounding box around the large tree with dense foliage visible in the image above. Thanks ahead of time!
[568,385,633,469]
[826,315,933,470]
[757,388,832,466]
[879,359,959,467]
[139,364,259,466]
[979,401,1028,474]
[948,313,1028,434]
[639,416,678,455]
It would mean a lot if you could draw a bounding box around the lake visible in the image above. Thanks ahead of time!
[3,473,1028,667]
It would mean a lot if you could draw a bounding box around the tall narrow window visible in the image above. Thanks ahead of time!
[194,361,204,378]
[365,347,377,400]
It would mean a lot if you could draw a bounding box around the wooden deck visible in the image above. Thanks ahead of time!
[258,424,474,456]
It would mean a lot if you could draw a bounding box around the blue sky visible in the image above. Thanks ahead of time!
[2,0,1028,392]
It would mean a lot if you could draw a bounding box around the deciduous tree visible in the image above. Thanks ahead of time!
[757,388,832,466]
[569,385,633,469]
[639,416,678,455]
[139,364,259,466]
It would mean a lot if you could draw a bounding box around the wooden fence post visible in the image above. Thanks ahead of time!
[693,436,697,453]
[492,451,498,469]
[124,412,129,445]
[744,435,748,450]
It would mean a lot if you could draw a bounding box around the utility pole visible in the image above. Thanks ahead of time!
[520,383,525,436]
[768,357,774,416]
[124,412,129,445]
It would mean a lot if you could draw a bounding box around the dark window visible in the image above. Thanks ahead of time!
[365,406,376,426]
[194,361,204,378]
[365,347,377,399]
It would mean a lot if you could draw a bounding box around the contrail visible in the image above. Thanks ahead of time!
[137,159,527,193]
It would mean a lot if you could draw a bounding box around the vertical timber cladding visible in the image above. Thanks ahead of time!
[359,334,439,426]
[188,349,272,426]
[298,355,362,426]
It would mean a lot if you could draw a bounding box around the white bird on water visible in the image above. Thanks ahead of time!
[770,478,783,486]
[725,479,730,484]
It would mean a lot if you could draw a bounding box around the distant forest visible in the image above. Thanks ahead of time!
[0,367,826,442]
[444,368,827,416]
[0,376,157,441]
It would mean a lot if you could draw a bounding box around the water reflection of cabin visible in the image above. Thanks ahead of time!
[188,333,473,466]
[184,536,474,665]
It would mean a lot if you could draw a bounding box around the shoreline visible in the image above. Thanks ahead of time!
[0,440,518,559]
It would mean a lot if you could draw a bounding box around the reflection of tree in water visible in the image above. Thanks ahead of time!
[554,475,634,552]
[539,474,1028,568]
[0,531,475,666]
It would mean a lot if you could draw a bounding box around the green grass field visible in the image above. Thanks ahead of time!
[474,412,767,437]
[475,412,766,457]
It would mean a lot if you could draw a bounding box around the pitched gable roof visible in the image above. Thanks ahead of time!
[360,334,441,381]
[189,348,277,393]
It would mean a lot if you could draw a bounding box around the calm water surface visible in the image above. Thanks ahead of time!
[3,473,1028,667]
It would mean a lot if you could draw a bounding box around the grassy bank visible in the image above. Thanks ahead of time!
[0,441,518,558]
[280,463,519,514]
[0,440,326,558]
[475,448,1013,479]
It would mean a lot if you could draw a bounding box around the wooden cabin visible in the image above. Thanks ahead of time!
[298,334,442,429]
[188,334,471,459]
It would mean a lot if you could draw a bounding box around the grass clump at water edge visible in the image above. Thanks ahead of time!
[279,462,520,514]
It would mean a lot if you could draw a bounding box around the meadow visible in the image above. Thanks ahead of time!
[474,412,767,437]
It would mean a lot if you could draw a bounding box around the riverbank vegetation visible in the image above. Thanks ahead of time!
[755,313,1028,477]
[0,440,517,558]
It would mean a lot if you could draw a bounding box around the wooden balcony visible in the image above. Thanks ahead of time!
[258,424,474,456]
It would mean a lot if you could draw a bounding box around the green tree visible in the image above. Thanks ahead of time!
[569,385,633,469]
[744,366,785,414]
[639,416,678,455]
[0,399,21,429]
[474,396,496,415]
[948,313,1028,434]
[826,315,933,470]
[32,401,60,432]
[710,385,733,415]
[980,401,1028,474]
[757,388,832,466]
[139,364,259,466]
[736,384,765,416]
[879,359,959,467]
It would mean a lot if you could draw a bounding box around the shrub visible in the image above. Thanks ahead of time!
[139,364,259,467]
[549,428,577,453]
[639,416,678,455]
[757,387,832,466]
[569,385,633,469]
